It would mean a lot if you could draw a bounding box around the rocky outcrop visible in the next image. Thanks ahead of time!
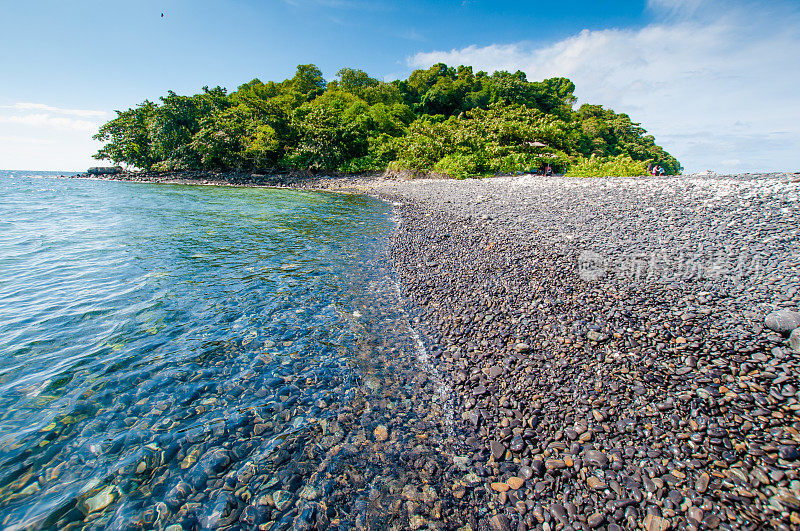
[87,166,122,175]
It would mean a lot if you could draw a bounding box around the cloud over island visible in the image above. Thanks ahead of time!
[0,103,109,171]
[408,0,800,173]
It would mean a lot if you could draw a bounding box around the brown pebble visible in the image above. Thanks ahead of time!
[506,477,524,490]
[491,481,510,492]
[643,514,671,531]
[587,476,606,490]
[373,425,389,442]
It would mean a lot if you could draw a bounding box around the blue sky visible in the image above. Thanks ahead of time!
[1,0,798,173]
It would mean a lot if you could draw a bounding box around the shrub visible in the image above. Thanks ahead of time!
[565,154,649,177]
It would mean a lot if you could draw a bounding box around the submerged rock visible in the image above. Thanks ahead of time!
[81,486,116,514]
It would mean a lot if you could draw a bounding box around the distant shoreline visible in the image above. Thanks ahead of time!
[61,169,800,193]
[60,169,442,195]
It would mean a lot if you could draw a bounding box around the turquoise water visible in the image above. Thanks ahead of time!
[0,174,438,529]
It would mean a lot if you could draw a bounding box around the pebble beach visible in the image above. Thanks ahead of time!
[371,173,800,530]
[40,170,800,530]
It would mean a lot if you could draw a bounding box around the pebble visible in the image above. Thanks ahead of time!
[490,440,506,461]
[696,472,710,494]
[643,514,671,531]
[765,309,800,333]
[489,514,511,531]
[373,424,389,442]
[491,482,510,492]
[791,327,800,352]
[506,477,525,490]
[586,330,608,342]
[81,486,115,514]
[376,174,800,529]
[587,476,606,490]
[583,449,609,469]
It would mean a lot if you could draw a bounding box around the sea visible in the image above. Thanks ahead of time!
[0,171,450,529]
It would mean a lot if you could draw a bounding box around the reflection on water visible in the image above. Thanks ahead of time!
[0,176,457,530]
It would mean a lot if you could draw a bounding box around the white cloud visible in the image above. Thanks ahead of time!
[0,113,98,133]
[0,103,109,171]
[408,0,800,173]
[1,103,108,117]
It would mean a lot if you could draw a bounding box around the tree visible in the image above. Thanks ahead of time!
[290,64,326,98]
[93,101,157,170]
[92,62,680,176]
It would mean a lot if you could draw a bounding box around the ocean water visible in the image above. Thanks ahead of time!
[0,173,449,529]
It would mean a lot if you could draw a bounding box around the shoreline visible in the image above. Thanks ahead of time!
[378,173,800,530]
[57,171,800,528]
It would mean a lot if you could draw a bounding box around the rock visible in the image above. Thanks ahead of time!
[779,445,800,460]
[587,476,606,490]
[583,449,609,469]
[545,459,566,470]
[514,342,530,353]
[588,513,605,528]
[696,472,710,493]
[87,166,122,175]
[764,310,800,333]
[643,514,671,531]
[364,375,380,391]
[489,514,511,531]
[298,485,318,500]
[373,425,389,442]
[410,515,427,530]
[587,330,608,342]
[687,506,704,524]
[488,364,504,379]
[656,398,674,411]
[82,486,116,514]
[453,456,470,471]
[550,503,568,525]
[490,440,506,461]
[506,477,525,490]
[791,328,800,353]
[491,482,510,492]
[774,488,800,510]
[273,490,293,511]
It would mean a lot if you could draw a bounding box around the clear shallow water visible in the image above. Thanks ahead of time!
[0,175,450,529]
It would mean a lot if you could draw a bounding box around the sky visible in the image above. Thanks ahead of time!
[0,0,797,173]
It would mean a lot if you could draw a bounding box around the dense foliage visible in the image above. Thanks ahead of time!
[94,64,681,177]
[565,155,650,178]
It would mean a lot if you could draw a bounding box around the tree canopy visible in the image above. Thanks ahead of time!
[94,63,681,177]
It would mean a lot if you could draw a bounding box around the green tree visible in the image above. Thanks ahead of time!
[92,62,680,176]
[290,64,326,99]
[93,101,157,169]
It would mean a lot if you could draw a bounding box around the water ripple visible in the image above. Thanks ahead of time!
[0,175,417,528]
